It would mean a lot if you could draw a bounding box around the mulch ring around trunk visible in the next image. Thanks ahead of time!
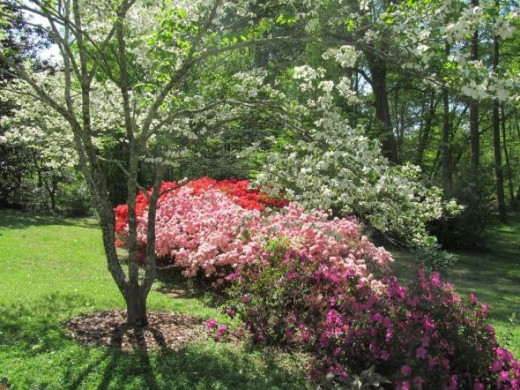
[66,310,208,352]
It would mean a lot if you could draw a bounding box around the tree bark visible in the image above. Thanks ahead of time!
[125,284,148,327]
[442,42,452,197]
[469,0,480,209]
[366,52,398,163]
[415,94,437,168]
[492,11,507,222]
[501,105,515,205]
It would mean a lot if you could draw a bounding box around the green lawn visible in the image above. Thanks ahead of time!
[0,210,309,390]
[0,210,519,389]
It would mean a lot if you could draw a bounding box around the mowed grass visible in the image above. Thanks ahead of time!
[392,217,520,358]
[0,210,309,390]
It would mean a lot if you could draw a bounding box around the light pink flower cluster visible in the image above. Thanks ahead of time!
[244,203,393,289]
[133,186,392,281]
[137,186,261,277]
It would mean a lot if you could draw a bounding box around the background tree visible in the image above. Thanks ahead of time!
[0,0,51,208]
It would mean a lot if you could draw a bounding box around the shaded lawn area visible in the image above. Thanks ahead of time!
[392,218,520,358]
[0,210,309,390]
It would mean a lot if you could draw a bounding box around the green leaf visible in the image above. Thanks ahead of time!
[177,8,187,19]
[345,18,356,32]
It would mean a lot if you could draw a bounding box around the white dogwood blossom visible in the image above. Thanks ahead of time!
[254,66,461,251]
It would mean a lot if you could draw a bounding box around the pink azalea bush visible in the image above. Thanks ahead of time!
[137,186,262,277]
[116,178,391,282]
[115,177,286,276]
[114,177,288,235]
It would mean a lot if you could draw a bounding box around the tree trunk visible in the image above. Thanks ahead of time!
[125,285,148,327]
[366,52,398,163]
[469,0,480,208]
[493,99,507,221]
[442,42,452,197]
[492,13,507,222]
[49,185,56,210]
[501,105,515,205]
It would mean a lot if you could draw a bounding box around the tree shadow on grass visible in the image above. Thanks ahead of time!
[0,209,99,231]
[61,343,309,390]
[0,292,308,390]
[0,292,88,354]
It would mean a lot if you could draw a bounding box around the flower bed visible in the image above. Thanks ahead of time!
[114,177,519,388]
[114,177,287,276]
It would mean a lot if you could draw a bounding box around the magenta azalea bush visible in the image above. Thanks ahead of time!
[226,249,520,389]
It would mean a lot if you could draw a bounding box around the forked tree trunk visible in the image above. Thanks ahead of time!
[125,285,148,327]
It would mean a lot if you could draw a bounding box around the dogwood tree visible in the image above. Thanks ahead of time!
[253,63,461,262]
[0,0,320,326]
[0,76,79,209]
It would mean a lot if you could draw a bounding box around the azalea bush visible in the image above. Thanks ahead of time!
[226,248,520,389]
[114,177,287,276]
[223,205,393,343]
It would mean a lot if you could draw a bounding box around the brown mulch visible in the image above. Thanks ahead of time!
[66,310,208,352]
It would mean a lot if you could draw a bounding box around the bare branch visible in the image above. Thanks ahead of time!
[0,52,78,127]
[97,155,150,196]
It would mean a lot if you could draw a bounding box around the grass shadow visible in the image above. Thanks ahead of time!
[60,343,309,390]
[392,215,520,324]
[0,292,91,355]
[0,209,99,230]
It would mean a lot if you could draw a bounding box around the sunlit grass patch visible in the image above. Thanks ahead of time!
[0,210,309,389]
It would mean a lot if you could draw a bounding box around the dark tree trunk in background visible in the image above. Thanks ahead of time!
[492,13,507,222]
[366,52,398,163]
[442,42,452,197]
[415,94,437,168]
[501,105,515,205]
[469,0,480,209]
[442,89,452,196]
